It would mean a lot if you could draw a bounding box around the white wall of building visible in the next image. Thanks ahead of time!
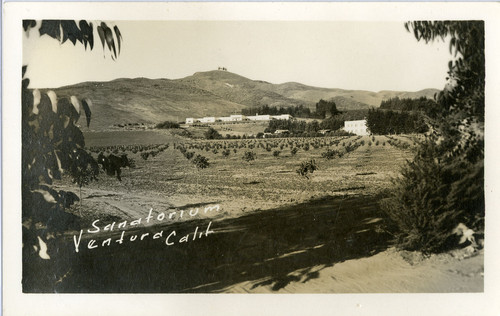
[344,119,369,136]
[230,115,244,121]
[185,113,292,124]
[199,117,216,123]
[271,114,292,120]
[248,115,271,121]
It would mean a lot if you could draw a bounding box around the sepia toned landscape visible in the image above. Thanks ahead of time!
[20,20,484,294]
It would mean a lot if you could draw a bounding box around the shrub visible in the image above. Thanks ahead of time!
[291,147,298,155]
[192,154,210,169]
[204,127,222,139]
[345,142,360,153]
[382,142,484,253]
[242,151,256,162]
[273,150,281,158]
[156,121,180,129]
[296,160,318,179]
[321,148,343,160]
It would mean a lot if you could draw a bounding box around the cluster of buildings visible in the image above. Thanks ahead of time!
[185,113,369,136]
[185,114,293,124]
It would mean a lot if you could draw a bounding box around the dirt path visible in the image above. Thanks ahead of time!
[224,248,484,293]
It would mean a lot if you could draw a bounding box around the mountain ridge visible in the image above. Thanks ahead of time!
[45,70,440,130]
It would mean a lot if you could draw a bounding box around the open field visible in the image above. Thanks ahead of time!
[30,131,483,293]
[76,132,413,222]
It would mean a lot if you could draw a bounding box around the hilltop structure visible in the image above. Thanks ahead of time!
[343,119,369,136]
[186,114,292,125]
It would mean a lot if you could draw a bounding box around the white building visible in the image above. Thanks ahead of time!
[199,117,216,123]
[343,119,369,136]
[248,114,271,121]
[230,115,244,121]
[271,114,293,120]
[185,113,293,124]
[274,129,290,134]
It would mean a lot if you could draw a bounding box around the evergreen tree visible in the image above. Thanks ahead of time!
[383,21,484,253]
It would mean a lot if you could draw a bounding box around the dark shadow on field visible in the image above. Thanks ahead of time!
[25,195,391,293]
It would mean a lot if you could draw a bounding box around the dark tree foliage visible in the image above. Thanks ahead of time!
[22,20,121,291]
[366,109,428,134]
[383,21,485,253]
[315,99,341,119]
[241,99,339,119]
[242,151,256,162]
[204,127,222,139]
[155,121,180,129]
[242,104,312,117]
[380,96,439,115]
[23,20,122,59]
[192,155,210,169]
[296,160,318,179]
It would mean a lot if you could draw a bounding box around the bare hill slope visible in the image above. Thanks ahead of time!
[49,70,440,130]
[51,77,246,130]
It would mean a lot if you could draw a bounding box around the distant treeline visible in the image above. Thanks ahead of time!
[265,110,368,134]
[380,96,438,113]
[366,109,428,134]
[242,104,312,117]
[365,96,437,134]
[242,99,340,119]
[156,121,180,129]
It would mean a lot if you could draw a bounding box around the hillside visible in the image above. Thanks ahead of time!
[178,71,307,108]
[270,82,438,108]
[50,77,246,130]
[47,70,440,131]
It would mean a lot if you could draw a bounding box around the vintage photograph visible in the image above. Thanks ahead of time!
[20,18,485,294]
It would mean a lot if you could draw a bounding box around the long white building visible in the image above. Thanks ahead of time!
[186,114,293,124]
[343,119,369,136]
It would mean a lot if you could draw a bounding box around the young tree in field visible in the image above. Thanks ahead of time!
[242,151,256,163]
[204,127,222,139]
[191,154,209,195]
[296,160,318,180]
[22,20,122,290]
[70,149,99,211]
[192,154,210,169]
[383,21,484,253]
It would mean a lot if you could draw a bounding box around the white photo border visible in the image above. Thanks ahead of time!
[3,2,500,316]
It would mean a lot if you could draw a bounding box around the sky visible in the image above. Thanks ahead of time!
[23,21,452,92]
